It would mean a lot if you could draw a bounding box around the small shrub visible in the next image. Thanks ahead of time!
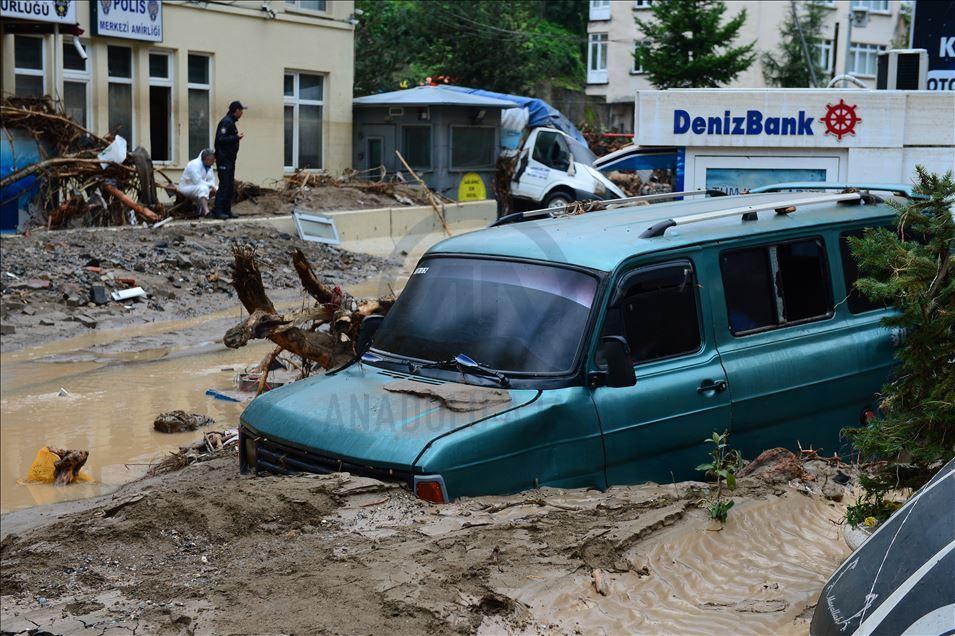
[697,430,742,524]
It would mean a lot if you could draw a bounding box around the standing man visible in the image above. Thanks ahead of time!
[212,100,246,219]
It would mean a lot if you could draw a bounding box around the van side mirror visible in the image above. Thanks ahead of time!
[356,315,384,353]
[567,161,576,177]
[599,335,636,388]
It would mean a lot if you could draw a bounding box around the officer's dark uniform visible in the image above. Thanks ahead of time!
[213,103,243,218]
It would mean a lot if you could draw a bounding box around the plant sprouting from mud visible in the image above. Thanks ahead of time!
[697,430,742,524]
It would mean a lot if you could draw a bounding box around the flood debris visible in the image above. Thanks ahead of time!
[146,429,239,476]
[152,411,215,434]
[1,97,164,229]
[24,447,91,486]
[224,245,394,387]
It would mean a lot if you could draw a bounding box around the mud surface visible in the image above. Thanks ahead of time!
[1,457,850,635]
[0,221,396,352]
[231,183,430,218]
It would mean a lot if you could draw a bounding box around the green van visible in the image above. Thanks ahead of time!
[239,184,909,502]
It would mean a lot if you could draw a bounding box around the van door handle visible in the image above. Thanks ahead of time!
[697,379,727,394]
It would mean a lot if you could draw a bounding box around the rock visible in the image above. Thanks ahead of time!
[153,411,215,434]
[10,278,51,290]
[65,294,85,307]
[39,318,56,326]
[74,313,98,329]
[822,480,845,501]
[0,323,15,335]
[91,284,110,305]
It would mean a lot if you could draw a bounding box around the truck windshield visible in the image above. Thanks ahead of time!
[567,136,597,166]
[372,257,599,374]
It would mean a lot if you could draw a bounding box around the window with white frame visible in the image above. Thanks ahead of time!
[14,35,45,97]
[187,54,212,159]
[284,72,324,170]
[148,51,173,162]
[588,33,608,83]
[62,37,90,127]
[633,0,652,8]
[450,126,495,170]
[848,42,885,76]
[285,0,327,11]
[401,125,432,170]
[816,39,833,73]
[852,0,889,12]
[107,45,134,143]
[589,0,610,21]
[632,41,648,73]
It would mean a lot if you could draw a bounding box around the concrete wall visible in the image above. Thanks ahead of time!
[352,105,501,201]
[1,0,355,185]
[587,0,906,132]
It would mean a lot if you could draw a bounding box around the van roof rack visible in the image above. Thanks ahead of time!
[750,182,915,198]
[639,192,862,238]
[490,189,727,228]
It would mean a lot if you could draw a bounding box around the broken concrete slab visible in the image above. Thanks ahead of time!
[73,313,97,329]
[0,324,15,335]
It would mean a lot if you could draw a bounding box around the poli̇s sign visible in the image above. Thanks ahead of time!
[673,99,862,142]
[0,0,77,23]
[91,0,163,42]
[912,0,954,91]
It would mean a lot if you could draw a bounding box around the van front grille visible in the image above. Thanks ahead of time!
[241,427,413,487]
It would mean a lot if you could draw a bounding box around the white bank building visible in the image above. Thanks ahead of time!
[611,89,955,193]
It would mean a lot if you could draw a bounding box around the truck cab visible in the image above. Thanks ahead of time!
[511,127,625,209]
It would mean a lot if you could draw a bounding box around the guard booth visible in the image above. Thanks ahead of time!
[604,89,955,193]
[352,86,513,202]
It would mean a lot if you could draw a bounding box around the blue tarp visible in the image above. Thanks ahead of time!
[440,86,586,144]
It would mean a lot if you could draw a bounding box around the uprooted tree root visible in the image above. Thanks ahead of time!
[224,245,393,388]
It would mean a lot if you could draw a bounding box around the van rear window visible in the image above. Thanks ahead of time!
[721,238,833,335]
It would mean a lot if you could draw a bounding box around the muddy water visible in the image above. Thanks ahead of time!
[0,271,412,514]
[0,322,273,513]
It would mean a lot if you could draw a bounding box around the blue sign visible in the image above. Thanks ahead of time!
[674,109,815,136]
[91,0,163,42]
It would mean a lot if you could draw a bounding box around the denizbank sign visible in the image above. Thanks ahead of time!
[673,99,861,141]
[637,90,910,149]
[91,0,163,42]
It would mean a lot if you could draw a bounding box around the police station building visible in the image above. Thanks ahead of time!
[621,88,955,194]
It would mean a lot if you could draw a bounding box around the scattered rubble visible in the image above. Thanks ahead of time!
[0,222,395,351]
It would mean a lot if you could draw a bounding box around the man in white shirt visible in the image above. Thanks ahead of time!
[178,148,218,217]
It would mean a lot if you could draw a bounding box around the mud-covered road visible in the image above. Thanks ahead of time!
[1,455,850,635]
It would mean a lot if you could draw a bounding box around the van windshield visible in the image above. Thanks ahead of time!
[372,257,599,374]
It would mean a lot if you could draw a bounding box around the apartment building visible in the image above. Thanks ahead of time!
[1,0,356,184]
[586,0,907,131]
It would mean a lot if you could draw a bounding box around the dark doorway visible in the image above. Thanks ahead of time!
[149,86,171,162]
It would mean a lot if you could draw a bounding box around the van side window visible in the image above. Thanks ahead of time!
[532,131,571,171]
[601,261,702,364]
[721,238,833,335]
[840,230,886,314]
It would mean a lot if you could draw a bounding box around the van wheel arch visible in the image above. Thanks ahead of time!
[543,187,575,208]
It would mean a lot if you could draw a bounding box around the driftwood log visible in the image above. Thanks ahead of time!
[224,245,393,373]
[48,448,90,486]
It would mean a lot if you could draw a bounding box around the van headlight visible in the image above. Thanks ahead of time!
[593,179,606,197]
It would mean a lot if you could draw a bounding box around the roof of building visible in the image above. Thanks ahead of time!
[353,86,516,109]
[427,192,900,272]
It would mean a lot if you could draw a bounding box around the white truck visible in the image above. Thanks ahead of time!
[510,127,625,210]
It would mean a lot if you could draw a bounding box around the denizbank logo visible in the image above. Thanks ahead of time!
[673,100,861,141]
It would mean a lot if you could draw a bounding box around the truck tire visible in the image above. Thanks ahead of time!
[543,191,573,209]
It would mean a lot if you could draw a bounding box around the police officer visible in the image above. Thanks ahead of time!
[211,100,246,219]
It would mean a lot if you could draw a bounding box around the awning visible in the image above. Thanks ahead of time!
[594,145,678,173]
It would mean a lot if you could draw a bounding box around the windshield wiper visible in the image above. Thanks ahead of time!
[412,353,510,388]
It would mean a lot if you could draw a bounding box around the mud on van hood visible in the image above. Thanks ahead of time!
[239,364,539,469]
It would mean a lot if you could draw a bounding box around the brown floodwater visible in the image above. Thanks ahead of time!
[0,271,412,514]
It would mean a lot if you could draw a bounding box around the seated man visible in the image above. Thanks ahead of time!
[178,148,218,217]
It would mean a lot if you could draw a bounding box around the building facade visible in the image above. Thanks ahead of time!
[586,0,907,131]
[1,0,355,185]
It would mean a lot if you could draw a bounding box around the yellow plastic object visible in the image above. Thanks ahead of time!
[24,447,93,484]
